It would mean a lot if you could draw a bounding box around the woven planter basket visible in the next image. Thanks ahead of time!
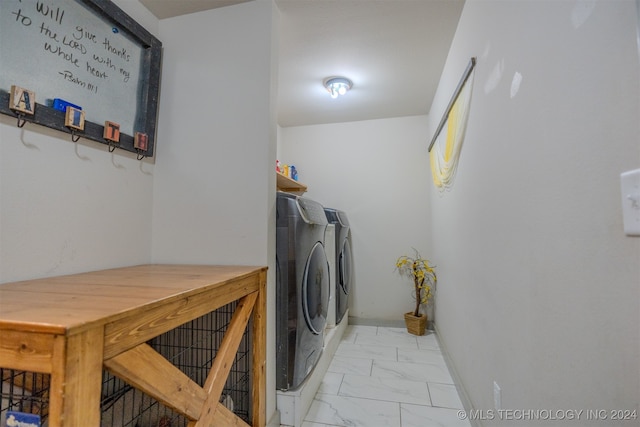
[404,312,427,336]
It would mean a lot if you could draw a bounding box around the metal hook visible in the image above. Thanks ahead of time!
[71,130,81,143]
[136,150,145,161]
[16,113,26,128]
[108,141,116,152]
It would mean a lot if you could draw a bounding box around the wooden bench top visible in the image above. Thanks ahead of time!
[0,264,267,335]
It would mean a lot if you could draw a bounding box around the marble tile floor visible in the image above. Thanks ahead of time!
[300,325,472,427]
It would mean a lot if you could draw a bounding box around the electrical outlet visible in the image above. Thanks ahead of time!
[493,381,502,410]
[621,169,640,236]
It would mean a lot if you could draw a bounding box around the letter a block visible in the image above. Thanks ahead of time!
[9,85,36,115]
[65,107,85,131]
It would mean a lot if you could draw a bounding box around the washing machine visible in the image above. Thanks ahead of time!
[324,208,353,325]
[276,192,330,391]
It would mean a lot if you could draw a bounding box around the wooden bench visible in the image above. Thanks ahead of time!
[0,264,267,427]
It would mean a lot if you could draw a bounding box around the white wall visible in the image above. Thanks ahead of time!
[151,1,275,265]
[428,0,640,424]
[278,115,433,323]
[0,0,158,283]
[151,0,279,421]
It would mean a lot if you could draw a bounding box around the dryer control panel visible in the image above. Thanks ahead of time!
[297,198,329,225]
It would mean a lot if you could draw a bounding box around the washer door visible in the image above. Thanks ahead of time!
[302,241,330,335]
[339,238,352,295]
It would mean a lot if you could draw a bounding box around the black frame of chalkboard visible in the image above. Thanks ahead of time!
[0,0,162,158]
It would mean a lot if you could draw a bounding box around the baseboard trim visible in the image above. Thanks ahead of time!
[433,323,481,427]
[267,409,281,427]
[347,316,405,328]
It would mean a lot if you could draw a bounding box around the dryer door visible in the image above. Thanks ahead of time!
[339,237,352,295]
[302,241,330,335]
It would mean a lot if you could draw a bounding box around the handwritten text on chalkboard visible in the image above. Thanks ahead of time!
[1,0,144,134]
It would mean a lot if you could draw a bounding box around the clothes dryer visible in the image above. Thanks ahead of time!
[324,224,337,329]
[324,208,353,325]
[276,192,330,391]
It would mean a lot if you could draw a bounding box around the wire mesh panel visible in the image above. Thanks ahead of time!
[1,370,50,424]
[1,301,252,427]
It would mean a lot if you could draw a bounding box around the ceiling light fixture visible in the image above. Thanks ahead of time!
[323,77,352,99]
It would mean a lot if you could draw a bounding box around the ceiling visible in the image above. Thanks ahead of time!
[139,0,465,128]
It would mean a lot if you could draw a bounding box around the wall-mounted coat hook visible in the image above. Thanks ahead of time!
[134,132,148,161]
[104,121,120,153]
[65,107,85,143]
[71,130,81,143]
[16,113,27,128]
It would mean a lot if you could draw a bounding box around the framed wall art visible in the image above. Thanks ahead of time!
[429,57,476,191]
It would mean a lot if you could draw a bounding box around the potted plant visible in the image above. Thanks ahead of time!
[395,250,437,336]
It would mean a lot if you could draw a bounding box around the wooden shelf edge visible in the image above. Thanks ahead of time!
[276,172,307,194]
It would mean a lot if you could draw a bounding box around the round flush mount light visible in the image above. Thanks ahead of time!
[323,77,353,99]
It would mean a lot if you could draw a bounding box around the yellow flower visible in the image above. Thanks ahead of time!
[395,250,437,316]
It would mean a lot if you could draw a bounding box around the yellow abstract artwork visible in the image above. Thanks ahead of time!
[429,58,476,191]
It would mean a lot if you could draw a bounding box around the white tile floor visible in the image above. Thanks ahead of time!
[300,325,472,427]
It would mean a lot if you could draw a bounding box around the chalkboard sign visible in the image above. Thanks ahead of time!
[0,0,162,157]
